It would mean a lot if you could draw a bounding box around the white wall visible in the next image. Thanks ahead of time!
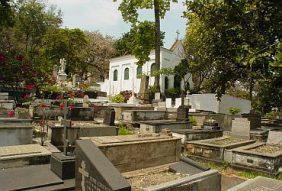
[220,95,251,114]
[188,94,220,113]
[188,94,251,114]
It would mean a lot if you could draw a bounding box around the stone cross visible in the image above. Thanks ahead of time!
[79,161,89,191]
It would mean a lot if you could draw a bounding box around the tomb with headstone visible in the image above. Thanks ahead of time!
[230,129,282,174]
[76,136,221,191]
[186,117,255,162]
[228,176,282,191]
[139,120,190,134]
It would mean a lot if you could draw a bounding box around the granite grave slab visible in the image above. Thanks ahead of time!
[75,139,131,191]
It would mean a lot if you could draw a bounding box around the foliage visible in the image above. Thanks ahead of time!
[42,28,87,74]
[120,90,135,101]
[0,0,62,89]
[229,107,241,115]
[184,0,281,111]
[265,111,279,120]
[113,0,178,90]
[118,124,133,135]
[0,0,14,28]
[165,88,180,98]
[115,21,165,65]
[189,116,197,126]
[83,31,116,80]
[111,94,126,103]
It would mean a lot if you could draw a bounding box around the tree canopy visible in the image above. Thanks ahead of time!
[183,0,281,112]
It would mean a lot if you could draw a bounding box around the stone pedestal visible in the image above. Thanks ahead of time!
[50,152,75,180]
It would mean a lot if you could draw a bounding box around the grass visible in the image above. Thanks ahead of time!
[196,159,281,180]
[118,124,133,135]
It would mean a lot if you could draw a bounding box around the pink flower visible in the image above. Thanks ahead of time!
[56,95,63,100]
[8,110,15,117]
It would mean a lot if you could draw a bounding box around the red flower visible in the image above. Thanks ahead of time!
[25,84,35,90]
[56,95,63,100]
[59,103,65,110]
[23,94,30,100]
[16,55,24,61]
[8,110,15,117]
[0,53,5,62]
[69,104,75,110]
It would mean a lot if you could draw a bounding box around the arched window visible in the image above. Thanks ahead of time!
[151,63,157,76]
[136,65,142,78]
[165,76,169,90]
[174,75,181,88]
[124,68,129,80]
[113,70,118,81]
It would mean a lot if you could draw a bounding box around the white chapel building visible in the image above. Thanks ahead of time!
[100,40,192,96]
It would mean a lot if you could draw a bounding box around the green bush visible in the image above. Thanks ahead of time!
[165,88,180,98]
[189,116,197,126]
[111,94,126,103]
[118,124,133,135]
[229,107,241,115]
[265,111,278,120]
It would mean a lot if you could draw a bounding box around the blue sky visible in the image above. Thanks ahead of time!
[47,0,187,48]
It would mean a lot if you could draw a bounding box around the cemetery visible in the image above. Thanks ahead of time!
[0,0,281,190]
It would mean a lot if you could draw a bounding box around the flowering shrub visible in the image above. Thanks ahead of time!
[111,94,126,103]
[7,110,15,117]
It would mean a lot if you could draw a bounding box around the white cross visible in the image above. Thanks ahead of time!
[79,161,89,191]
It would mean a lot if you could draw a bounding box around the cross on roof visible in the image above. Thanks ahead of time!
[176,30,180,40]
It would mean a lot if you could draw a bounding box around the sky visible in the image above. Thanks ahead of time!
[47,0,187,48]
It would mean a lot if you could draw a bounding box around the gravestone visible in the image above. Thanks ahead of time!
[267,130,282,145]
[50,152,75,180]
[68,107,94,121]
[165,98,172,108]
[0,92,9,100]
[176,105,190,122]
[231,118,250,139]
[154,92,161,101]
[228,176,282,191]
[75,139,131,191]
[103,107,115,126]
[139,75,149,102]
[174,98,182,108]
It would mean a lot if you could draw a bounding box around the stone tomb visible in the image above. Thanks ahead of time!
[186,118,255,162]
[172,129,223,143]
[75,139,131,191]
[76,139,221,191]
[0,118,33,146]
[68,107,94,121]
[122,110,167,123]
[231,130,282,174]
[139,120,190,134]
[49,121,117,150]
[81,134,181,172]
[109,104,154,120]
[0,92,15,110]
[228,176,282,191]
[0,144,52,169]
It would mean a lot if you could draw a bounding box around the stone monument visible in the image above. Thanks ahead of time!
[57,58,67,82]
[139,75,149,103]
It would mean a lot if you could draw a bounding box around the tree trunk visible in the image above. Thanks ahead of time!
[154,0,161,91]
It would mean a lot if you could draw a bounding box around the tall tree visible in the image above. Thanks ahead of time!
[41,28,87,75]
[83,31,116,81]
[184,0,281,112]
[113,0,177,90]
